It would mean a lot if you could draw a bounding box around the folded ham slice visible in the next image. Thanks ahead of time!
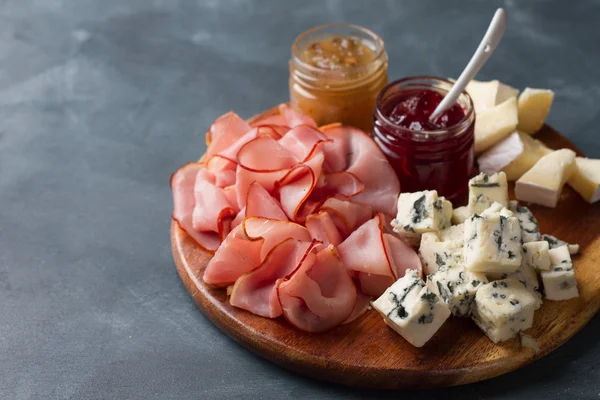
[319,197,372,238]
[305,211,343,252]
[205,112,251,159]
[278,245,357,332]
[171,163,220,252]
[342,291,372,325]
[242,217,311,261]
[192,168,235,237]
[245,182,288,221]
[230,239,315,318]
[278,125,329,162]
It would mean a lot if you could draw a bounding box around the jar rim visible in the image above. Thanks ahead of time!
[374,76,475,138]
[290,23,386,79]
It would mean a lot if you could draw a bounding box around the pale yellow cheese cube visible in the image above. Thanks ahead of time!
[466,79,519,113]
[517,88,555,134]
[568,157,600,204]
[502,131,553,181]
[474,97,519,154]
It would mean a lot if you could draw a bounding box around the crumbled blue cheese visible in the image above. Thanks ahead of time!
[427,264,488,317]
[452,206,470,225]
[392,190,452,235]
[464,211,522,273]
[471,277,537,343]
[481,202,514,218]
[522,241,551,271]
[541,245,579,301]
[467,172,509,215]
[372,269,451,347]
[418,225,464,275]
[542,234,580,255]
[509,201,541,243]
[486,261,543,310]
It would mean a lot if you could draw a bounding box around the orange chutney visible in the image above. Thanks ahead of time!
[289,24,388,132]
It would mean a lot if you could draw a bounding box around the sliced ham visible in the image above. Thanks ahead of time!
[206,156,237,188]
[235,166,289,209]
[305,211,343,251]
[171,163,220,252]
[203,225,264,286]
[192,168,235,235]
[383,232,422,279]
[321,124,400,216]
[311,171,364,201]
[229,239,314,318]
[275,165,316,223]
[205,112,251,159]
[237,135,298,172]
[245,182,288,221]
[278,245,357,332]
[278,125,329,162]
[319,197,373,238]
[242,217,311,260]
[342,291,372,325]
[278,104,318,128]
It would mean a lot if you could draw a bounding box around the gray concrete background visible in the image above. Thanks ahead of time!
[1,0,599,399]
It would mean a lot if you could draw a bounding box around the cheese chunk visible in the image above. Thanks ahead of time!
[520,333,540,352]
[464,212,522,273]
[477,131,524,175]
[372,270,451,347]
[452,206,470,225]
[481,202,514,218]
[541,246,579,301]
[474,97,519,154]
[568,157,600,204]
[472,278,537,343]
[465,79,519,113]
[522,241,551,271]
[392,190,452,235]
[508,201,541,243]
[515,149,576,208]
[517,88,554,134]
[502,132,553,181]
[486,258,543,310]
[428,264,488,317]
[418,225,464,276]
[467,172,509,215]
[542,234,579,255]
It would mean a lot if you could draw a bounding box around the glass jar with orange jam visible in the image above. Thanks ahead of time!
[289,24,388,132]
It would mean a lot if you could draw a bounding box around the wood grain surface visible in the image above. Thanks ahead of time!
[171,107,600,389]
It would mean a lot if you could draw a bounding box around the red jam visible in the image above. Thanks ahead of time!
[373,77,475,204]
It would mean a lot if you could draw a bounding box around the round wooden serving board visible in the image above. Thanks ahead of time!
[171,106,600,389]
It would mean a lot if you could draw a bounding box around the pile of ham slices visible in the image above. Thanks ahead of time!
[171,105,421,332]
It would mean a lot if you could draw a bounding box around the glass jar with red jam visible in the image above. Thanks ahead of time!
[373,76,475,204]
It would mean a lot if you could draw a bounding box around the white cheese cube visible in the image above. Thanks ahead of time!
[508,201,541,243]
[541,246,579,301]
[502,132,553,181]
[486,260,543,310]
[439,224,465,248]
[418,230,463,276]
[464,212,522,273]
[467,172,509,215]
[542,234,579,255]
[466,79,519,113]
[452,206,470,225]
[472,278,537,343]
[428,265,488,317]
[478,131,524,175]
[372,270,451,347]
[392,191,452,235]
[474,97,519,154]
[568,157,600,204]
[515,149,577,208]
[481,202,514,218]
[522,241,551,271]
[517,88,554,134]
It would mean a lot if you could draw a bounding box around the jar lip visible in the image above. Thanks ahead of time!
[291,23,386,78]
[374,76,475,138]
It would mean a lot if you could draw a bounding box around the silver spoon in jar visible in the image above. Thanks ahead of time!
[429,8,507,122]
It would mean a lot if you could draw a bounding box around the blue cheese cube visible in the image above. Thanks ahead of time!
[481,202,514,217]
[522,241,551,271]
[418,225,464,275]
[471,277,537,343]
[464,212,522,273]
[452,206,470,225]
[509,201,541,243]
[392,190,452,235]
[427,265,488,317]
[372,269,451,347]
[541,246,579,301]
[486,260,543,310]
[542,234,580,255]
[467,172,509,215]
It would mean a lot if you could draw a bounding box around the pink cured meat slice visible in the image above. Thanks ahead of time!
[321,124,400,216]
[278,104,318,128]
[206,111,251,159]
[192,168,235,234]
[304,211,343,252]
[342,291,372,325]
[319,197,373,238]
[235,166,289,209]
[278,245,357,332]
[230,239,315,318]
[231,206,246,229]
[311,171,364,201]
[206,156,237,188]
[278,125,329,162]
[203,225,264,287]
[170,163,220,252]
[242,217,311,261]
[245,182,288,221]
[237,135,298,172]
[218,125,288,162]
[383,232,422,280]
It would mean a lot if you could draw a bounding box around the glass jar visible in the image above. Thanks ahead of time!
[289,23,388,133]
[373,76,475,204]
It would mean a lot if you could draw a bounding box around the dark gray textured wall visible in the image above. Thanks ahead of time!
[1,0,599,399]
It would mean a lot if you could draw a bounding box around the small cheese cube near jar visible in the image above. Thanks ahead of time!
[541,246,579,301]
[477,131,524,176]
[472,278,537,343]
[452,206,470,225]
[517,88,555,134]
[427,265,488,317]
[568,157,600,204]
[373,270,451,348]
[418,228,464,276]
[522,241,551,271]
[467,172,509,215]
[474,97,519,154]
[509,201,541,243]
[392,190,452,235]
